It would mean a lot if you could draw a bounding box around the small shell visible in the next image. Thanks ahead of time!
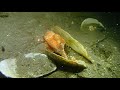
[80,18,105,31]
[45,50,87,69]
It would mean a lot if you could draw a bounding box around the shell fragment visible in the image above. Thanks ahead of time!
[0,53,57,78]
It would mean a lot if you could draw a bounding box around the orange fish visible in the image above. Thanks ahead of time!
[43,31,68,59]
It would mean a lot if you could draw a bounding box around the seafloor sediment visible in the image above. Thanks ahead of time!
[0,12,120,78]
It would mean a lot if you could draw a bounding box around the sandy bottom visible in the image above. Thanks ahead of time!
[0,12,120,78]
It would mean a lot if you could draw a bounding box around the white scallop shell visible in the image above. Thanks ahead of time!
[0,53,57,78]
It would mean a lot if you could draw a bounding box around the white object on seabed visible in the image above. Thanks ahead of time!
[0,53,57,78]
[80,18,105,31]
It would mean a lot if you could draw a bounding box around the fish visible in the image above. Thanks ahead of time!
[42,30,87,68]
[51,26,94,63]
[43,31,68,59]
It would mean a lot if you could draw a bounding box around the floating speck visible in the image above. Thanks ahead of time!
[113,47,117,50]
[101,73,104,76]
[71,21,74,24]
[104,68,106,70]
[39,25,42,27]
[6,34,10,37]
[37,39,40,42]
[102,44,104,47]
